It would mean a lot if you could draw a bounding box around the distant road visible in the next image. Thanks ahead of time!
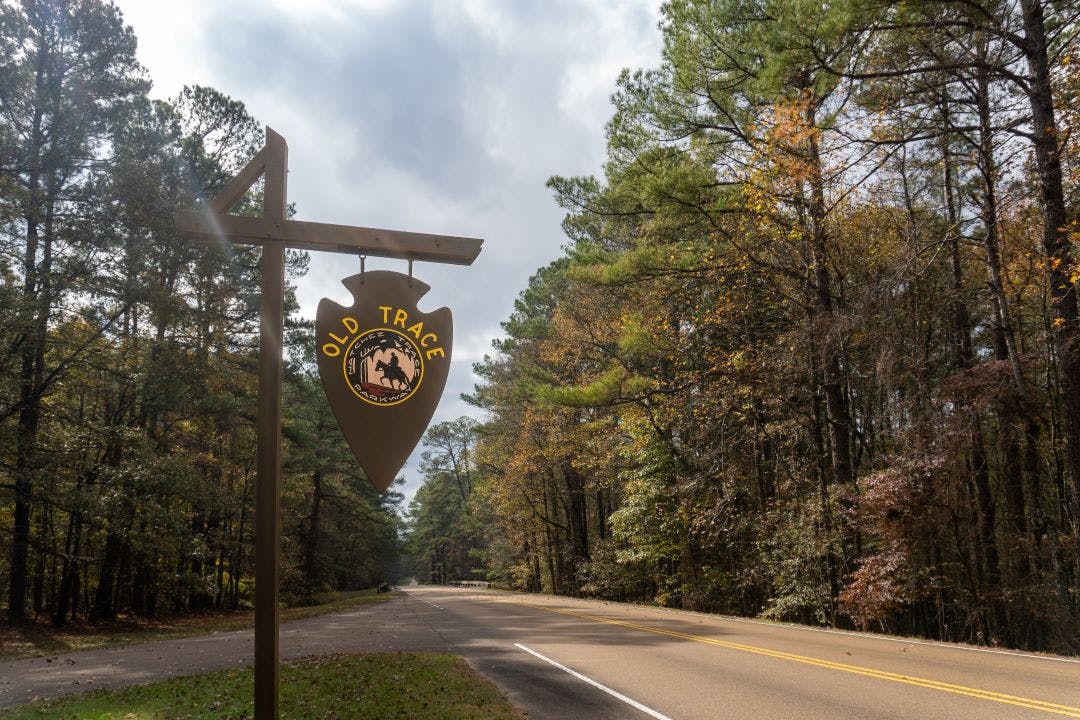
[402,585,1080,720]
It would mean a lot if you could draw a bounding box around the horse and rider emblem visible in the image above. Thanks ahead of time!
[343,328,423,405]
[315,270,453,493]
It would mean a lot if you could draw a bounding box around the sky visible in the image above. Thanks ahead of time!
[112,0,664,502]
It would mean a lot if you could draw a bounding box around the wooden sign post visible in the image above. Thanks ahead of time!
[177,127,481,720]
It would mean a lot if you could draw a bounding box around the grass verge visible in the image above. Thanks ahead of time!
[0,589,393,661]
[0,652,522,720]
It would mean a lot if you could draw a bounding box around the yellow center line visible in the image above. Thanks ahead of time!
[506,600,1080,718]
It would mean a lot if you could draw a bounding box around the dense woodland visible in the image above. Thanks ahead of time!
[406,0,1080,653]
[3,0,1079,655]
[0,0,401,627]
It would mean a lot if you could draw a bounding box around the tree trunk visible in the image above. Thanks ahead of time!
[805,104,853,492]
[1020,0,1080,517]
[32,506,47,617]
[974,63,1026,393]
[942,105,1004,635]
[93,532,125,621]
[563,462,590,566]
[304,470,323,595]
[53,507,82,626]
[10,194,44,626]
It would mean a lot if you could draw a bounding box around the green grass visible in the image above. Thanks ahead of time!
[0,589,393,661]
[0,653,522,720]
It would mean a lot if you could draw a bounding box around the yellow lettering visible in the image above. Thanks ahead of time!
[394,309,408,328]
[322,343,340,357]
[420,332,437,348]
[425,347,445,360]
[379,306,392,323]
[407,321,424,339]
[342,316,358,334]
[329,332,348,345]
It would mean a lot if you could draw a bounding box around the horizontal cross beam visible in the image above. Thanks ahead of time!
[175,209,483,266]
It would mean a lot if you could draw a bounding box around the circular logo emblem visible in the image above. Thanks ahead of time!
[342,328,423,406]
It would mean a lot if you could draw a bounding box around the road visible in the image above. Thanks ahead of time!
[403,585,1080,720]
[1,585,1077,719]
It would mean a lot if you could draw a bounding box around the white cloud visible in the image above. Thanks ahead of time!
[119,2,211,98]
[266,0,395,22]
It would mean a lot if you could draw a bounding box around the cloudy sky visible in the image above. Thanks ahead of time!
[112,0,664,500]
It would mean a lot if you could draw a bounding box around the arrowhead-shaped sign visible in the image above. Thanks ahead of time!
[315,270,452,492]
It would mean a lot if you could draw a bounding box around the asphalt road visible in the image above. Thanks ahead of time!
[402,585,1080,720]
[2,585,1078,719]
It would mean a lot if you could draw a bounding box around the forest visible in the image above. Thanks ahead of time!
[0,0,401,628]
[4,0,1079,656]
[405,0,1080,653]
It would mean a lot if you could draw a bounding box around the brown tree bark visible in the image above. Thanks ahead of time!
[9,92,48,623]
[805,104,854,492]
[1019,0,1080,519]
[303,470,324,595]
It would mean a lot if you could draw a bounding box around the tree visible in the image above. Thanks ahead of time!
[405,418,485,585]
[465,0,1079,650]
[1,0,146,624]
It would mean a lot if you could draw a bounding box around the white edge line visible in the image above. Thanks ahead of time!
[514,643,673,720]
[400,590,443,611]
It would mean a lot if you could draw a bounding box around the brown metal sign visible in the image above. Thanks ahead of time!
[316,270,452,493]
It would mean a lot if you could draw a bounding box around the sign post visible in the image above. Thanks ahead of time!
[177,127,482,720]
